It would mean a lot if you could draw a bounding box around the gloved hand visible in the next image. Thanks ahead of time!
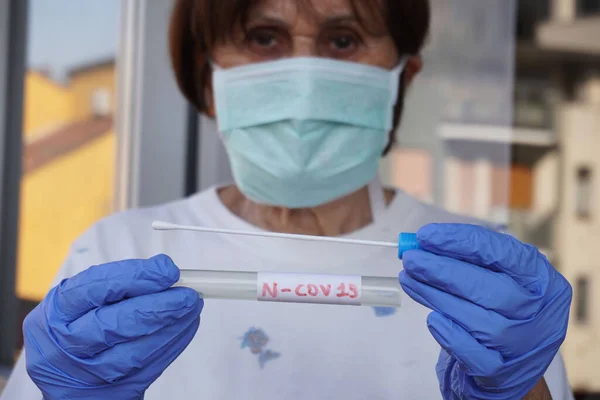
[23,255,202,400]
[399,224,572,400]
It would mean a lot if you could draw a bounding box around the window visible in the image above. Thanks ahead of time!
[514,79,555,130]
[578,0,600,15]
[15,0,120,354]
[576,167,592,219]
[91,88,111,118]
[576,277,590,323]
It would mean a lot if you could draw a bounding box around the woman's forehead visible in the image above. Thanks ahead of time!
[247,0,383,23]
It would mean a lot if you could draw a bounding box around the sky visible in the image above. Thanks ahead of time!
[27,0,120,79]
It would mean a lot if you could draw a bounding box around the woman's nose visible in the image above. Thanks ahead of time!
[291,36,318,57]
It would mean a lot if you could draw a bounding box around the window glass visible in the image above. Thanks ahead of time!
[576,167,592,220]
[576,276,590,323]
[15,0,120,350]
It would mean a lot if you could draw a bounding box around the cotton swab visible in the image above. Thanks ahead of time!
[152,221,420,259]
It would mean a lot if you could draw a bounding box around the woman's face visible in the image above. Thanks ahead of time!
[211,0,400,70]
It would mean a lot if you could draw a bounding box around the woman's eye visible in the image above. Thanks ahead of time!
[250,31,277,48]
[244,27,289,59]
[318,30,362,58]
[330,35,356,51]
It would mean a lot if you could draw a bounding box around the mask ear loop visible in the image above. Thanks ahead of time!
[393,56,409,74]
[382,56,409,155]
[372,58,408,219]
[209,59,223,71]
[200,59,216,117]
[388,56,408,109]
[382,55,410,157]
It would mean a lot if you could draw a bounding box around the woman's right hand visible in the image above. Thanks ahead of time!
[23,255,202,400]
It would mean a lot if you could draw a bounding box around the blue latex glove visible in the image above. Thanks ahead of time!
[399,224,572,400]
[23,255,202,400]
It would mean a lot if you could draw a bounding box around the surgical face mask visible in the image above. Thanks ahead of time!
[212,57,404,208]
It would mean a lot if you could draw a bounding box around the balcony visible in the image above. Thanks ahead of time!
[537,15,600,54]
[439,123,557,147]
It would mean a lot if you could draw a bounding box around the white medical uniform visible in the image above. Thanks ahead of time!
[2,182,574,399]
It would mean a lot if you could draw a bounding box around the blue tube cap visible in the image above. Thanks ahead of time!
[398,233,420,259]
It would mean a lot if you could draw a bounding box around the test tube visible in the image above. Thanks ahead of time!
[176,270,402,308]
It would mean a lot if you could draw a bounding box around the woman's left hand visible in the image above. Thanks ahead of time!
[399,224,572,400]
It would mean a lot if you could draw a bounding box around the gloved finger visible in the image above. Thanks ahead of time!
[400,271,541,359]
[402,250,545,319]
[76,312,201,384]
[427,311,505,378]
[417,224,549,291]
[52,255,180,322]
[128,315,201,385]
[430,310,559,399]
[53,288,202,358]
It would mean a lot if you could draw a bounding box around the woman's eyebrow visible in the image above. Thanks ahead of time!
[321,14,359,26]
[246,13,290,28]
[246,12,359,28]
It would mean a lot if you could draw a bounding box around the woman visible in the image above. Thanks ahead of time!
[2,0,572,399]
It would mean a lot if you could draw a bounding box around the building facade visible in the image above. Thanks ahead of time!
[386,0,600,393]
[517,1,600,393]
[448,0,600,393]
[17,59,116,302]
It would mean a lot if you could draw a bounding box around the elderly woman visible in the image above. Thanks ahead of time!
[2,0,572,399]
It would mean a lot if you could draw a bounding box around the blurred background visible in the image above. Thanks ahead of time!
[0,0,599,398]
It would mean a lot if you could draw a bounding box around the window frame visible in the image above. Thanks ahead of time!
[114,0,191,210]
[1,0,201,365]
[0,0,28,366]
[115,1,235,207]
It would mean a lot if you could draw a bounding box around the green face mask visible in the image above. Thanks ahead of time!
[212,57,405,208]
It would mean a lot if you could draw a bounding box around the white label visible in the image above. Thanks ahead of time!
[257,272,362,306]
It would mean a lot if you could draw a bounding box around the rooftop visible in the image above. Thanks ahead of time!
[23,116,113,173]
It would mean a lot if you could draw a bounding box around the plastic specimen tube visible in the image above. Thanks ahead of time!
[154,221,421,307]
[176,270,402,308]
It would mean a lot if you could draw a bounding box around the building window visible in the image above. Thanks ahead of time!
[514,79,555,130]
[91,88,111,118]
[510,163,534,210]
[578,0,600,15]
[576,167,592,219]
[576,277,590,323]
